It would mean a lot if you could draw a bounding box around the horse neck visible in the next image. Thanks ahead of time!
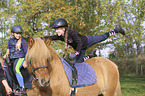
[49,54,65,76]
[47,46,66,78]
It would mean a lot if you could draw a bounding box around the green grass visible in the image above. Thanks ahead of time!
[120,73,145,96]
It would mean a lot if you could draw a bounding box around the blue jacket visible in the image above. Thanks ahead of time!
[7,37,27,59]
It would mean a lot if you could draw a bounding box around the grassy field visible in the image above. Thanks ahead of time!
[120,73,145,96]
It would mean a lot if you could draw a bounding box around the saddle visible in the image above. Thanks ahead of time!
[60,57,97,96]
[60,57,97,87]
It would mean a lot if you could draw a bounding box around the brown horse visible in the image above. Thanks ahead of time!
[25,37,121,96]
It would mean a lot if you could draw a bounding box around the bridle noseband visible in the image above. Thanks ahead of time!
[29,60,48,80]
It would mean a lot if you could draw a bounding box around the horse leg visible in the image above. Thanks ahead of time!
[114,80,121,96]
[102,76,120,96]
[103,81,121,96]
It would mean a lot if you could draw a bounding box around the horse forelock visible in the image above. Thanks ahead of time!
[26,39,52,65]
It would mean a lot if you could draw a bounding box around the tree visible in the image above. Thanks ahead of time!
[109,0,145,59]
[0,0,144,59]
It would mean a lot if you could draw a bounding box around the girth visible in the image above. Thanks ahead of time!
[63,59,78,96]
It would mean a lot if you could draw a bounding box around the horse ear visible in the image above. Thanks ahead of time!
[28,37,35,49]
[44,38,52,47]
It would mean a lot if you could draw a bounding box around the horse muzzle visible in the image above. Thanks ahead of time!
[38,77,51,87]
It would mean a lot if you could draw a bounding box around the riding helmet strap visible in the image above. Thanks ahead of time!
[62,58,78,96]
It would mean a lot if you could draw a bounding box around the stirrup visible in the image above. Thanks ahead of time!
[15,87,27,96]
[14,92,27,96]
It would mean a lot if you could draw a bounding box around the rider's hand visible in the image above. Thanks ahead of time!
[69,51,79,60]
[6,86,12,95]
[3,54,8,59]
[3,49,10,59]
[23,60,27,68]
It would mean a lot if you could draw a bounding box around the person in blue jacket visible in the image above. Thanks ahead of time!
[42,18,125,63]
[3,25,27,95]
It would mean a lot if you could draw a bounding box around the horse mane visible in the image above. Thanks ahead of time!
[26,38,53,64]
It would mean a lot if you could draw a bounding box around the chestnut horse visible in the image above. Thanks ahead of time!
[25,37,121,96]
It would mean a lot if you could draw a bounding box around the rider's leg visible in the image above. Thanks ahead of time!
[4,59,18,89]
[82,33,108,61]
[76,49,86,63]
[13,58,25,88]
[86,34,108,48]
[13,58,26,94]
[86,25,125,48]
[83,48,97,61]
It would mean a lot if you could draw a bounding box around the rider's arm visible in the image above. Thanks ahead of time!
[2,79,12,95]
[3,49,9,59]
[0,62,12,94]
[41,35,60,40]
[22,60,27,68]
[6,49,9,55]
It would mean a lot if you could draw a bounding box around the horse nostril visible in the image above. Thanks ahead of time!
[41,78,45,85]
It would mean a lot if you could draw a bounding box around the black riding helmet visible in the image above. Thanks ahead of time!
[52,18,68,28]
[11,25,23,33]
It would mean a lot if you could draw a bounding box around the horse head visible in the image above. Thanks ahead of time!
[26,37,52,87]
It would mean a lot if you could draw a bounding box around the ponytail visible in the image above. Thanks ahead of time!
[64,28,68,56]
[16,38,22,50]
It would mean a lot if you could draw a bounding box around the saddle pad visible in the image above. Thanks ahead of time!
[60,57,97,88]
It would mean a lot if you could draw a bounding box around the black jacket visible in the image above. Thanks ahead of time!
[43,29,88,52]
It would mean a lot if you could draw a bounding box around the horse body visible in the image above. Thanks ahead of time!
[76,57,121,96]
[26,38,121,96]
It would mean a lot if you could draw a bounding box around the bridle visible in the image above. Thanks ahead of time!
[29,60,48,80]
[29,60,51,87]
